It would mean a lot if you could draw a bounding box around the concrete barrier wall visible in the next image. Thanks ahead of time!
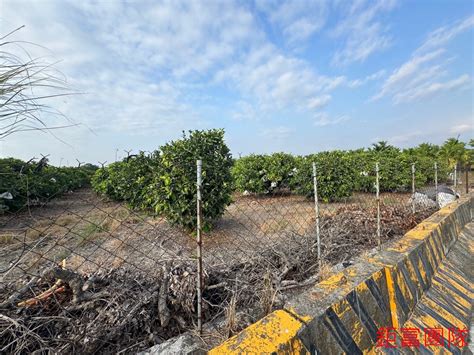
[209,195,473,354]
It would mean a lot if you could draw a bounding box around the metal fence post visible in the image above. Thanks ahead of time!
[196,159,203,334]
[466,164,470,194]
[376,162,381,249]
[312,162,321,270]
[434,162,438,207]
[411,163,416,214]
[453,163,457,191]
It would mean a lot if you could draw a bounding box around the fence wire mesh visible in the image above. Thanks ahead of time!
[0,160,470,353]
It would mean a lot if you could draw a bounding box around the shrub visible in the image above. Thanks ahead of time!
[232,154,267,193]
[91,162,127,201]
[289,151,356,201]
[232,152,296,194]
[0,158,94,213]
[152,129,233,230]
[264,152,296,192]
[347,149,374,192]
[348,147,448,193]
[91,166,112,197]
[121,152,161,210]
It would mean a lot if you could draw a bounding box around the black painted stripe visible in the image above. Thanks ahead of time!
[425,240,439,270]
[394,281,410,317]
[437,269,472,298]
[426,292,468,325]
[444,258,472,281]
[409,252,427,291]
[431,231,445,259]
[443,260,471,283]
[417,303,461,355]
[308,344,318,355]
[346,290,378,342]
[439,268,473,294]
[410,318,457,355]
[323,307,362,355]
[432,275,472,304]
[430,287,470,317]
[399,263,419,302]
[365,277,389,315]
[419,248,433,284]
[380,347,399,355]
[418,344,434,355]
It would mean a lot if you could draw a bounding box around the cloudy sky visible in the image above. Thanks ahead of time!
[0,0,473,165]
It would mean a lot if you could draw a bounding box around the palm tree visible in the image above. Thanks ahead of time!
[439,137,466,169]
[371,141,398,153]
[415,143,439,158]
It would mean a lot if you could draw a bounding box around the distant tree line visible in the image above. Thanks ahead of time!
[90,130,473,230]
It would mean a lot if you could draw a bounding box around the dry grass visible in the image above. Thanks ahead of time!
[0,233,15,245]
[317,261,334,281]
[225,294,238,338]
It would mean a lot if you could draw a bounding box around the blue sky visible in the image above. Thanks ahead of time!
[0,0,473,165]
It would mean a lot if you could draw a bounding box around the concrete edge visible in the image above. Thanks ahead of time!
[209,194,473,354]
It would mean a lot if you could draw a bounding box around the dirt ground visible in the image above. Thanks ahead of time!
[0,189,412,283]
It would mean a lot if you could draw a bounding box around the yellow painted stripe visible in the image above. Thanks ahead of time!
[384,267,399,329]
[331,300,369,350]
[423,298,466,330]
[432,227,446,257]
[403,259,422,303]
[438,265,473,298]
[430,278,471,312]
[427,235,443,265]
[414,312,459,353]
[394,266,414,309]
[411,250,429,289]
[208,310,306,355]
[468,234,474,254]
[423,241,439,277]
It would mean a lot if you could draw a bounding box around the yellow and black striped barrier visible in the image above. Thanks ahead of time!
[209,195,473,354]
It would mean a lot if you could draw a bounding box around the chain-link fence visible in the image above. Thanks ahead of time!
[0,159,469,353]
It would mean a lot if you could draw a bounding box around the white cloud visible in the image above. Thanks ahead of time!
[4,0,469,161]
[450,122,473,135]
[231,101,260,121]
[373,49,445,100]
[373,15,473,104]
[68,1,261,78]
[386,131,423,144]
[416,15,474,54]
[375,119,473,147]
[0,0,263,138]
[256,0,328,44]
[393,74,470,104]
[260,126,294,140]
[215,44,346,114]
[1,0,358,159]
[307,95,331,110]
[331,0,398,66]
[347,70,386,88]
[314,112,350,126]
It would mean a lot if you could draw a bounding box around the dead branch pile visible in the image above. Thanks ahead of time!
[1,264,200,354]
[321,203,435,262]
